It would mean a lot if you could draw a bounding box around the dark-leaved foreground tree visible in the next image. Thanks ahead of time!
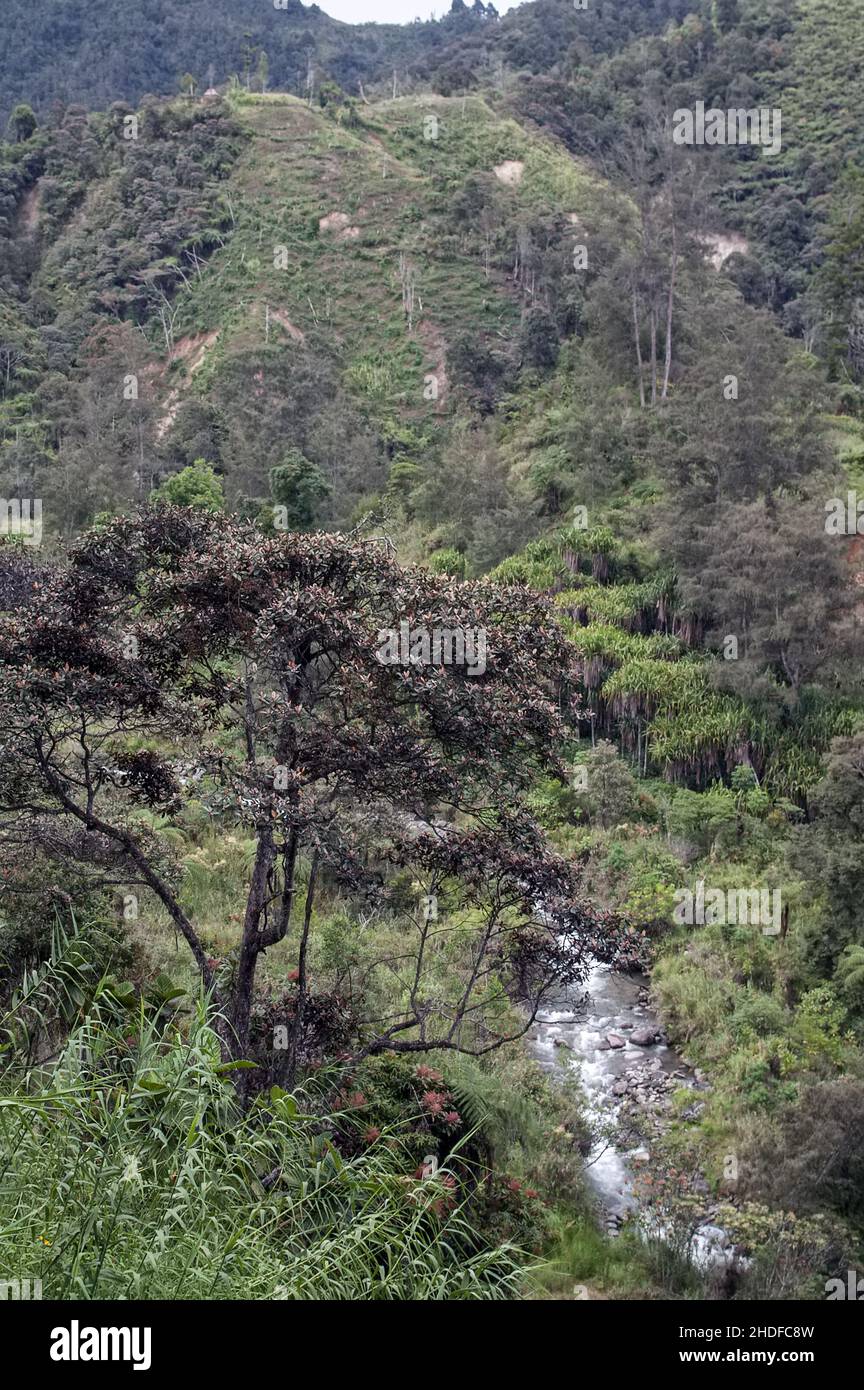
[0,511,638,1085]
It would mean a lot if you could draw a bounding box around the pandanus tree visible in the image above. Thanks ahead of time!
[0,511,639,1077]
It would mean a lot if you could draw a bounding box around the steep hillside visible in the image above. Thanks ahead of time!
[153,90,607,449]
[0,87,619,541]
[3,79,859,768]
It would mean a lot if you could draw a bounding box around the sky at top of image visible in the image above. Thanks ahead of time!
[319,0,524,22]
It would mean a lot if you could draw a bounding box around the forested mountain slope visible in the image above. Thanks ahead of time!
[0,0,693,128]
[1,72,861,771]
[1,88,610,529]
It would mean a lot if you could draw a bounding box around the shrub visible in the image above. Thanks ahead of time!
[151,459,224,510]
[730,991,789,1040]
[716,1202,851,1301]
[741,1077,864,1223]
[428,546,466,579]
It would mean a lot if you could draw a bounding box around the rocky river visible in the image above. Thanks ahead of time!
[528,961,736,1267]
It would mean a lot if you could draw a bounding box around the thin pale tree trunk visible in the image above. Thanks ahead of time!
[631,284,646,409]
[662,221,678,400]
[649,302,658,406]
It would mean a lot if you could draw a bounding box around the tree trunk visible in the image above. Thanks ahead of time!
[649,302,658,406]
[285,850,320,1089]
[661,221,678,400]
[231,826,276,1057]
[631,284,646,409]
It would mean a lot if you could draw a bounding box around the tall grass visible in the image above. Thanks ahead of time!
[0,993,522,1300]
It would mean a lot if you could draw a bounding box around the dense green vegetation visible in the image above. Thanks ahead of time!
[0,0,697,130]
[1,0,864,1303]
